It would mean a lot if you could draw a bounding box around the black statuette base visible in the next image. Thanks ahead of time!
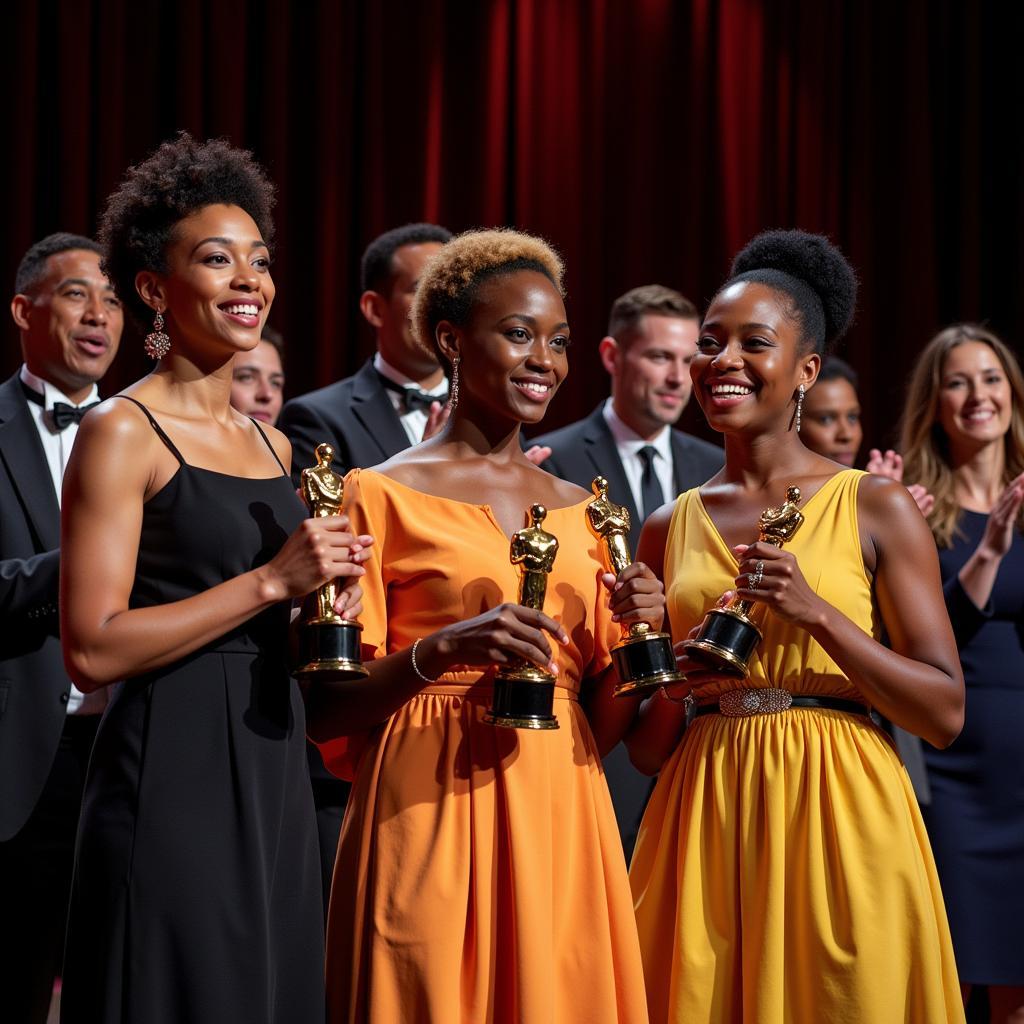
[682,607,762,678]
[611,631,684,697]
[295,618,368,682]
[484,668,559,730]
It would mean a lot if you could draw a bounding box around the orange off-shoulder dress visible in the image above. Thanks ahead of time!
[317,468,648,1024]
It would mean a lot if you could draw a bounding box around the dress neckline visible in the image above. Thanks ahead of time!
[359,467,592,542]
[694,468,859,565]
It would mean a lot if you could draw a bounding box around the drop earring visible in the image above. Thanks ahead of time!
[795,383,805,433]
[144,310,171,360]
[448,355,460,410]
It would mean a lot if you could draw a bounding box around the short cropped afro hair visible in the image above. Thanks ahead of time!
[411,228,565,363]
[99,132,276,328]
[721,229,857,354]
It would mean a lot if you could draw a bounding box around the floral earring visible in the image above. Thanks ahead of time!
[795,383,805,433]
[144,310,171,360]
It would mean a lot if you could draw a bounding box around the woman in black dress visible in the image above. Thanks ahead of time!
[901,324,1024,1024]
[59,135,368,1023]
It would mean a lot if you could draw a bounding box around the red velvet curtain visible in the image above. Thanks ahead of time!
[2,0,1021,448]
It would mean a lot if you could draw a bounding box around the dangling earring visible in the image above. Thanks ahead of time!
[144,310,171,360]
[448,355,460,410]
[795,383,805,433]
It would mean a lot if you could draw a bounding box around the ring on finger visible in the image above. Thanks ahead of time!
[749,560,765,591]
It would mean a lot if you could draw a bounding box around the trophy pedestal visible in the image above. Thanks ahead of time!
[682,605,762,678]
[611,630,684,697]
[484,666,559,730]
[295,617,368,682]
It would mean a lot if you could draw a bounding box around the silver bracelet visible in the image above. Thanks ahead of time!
[410,638,438,683]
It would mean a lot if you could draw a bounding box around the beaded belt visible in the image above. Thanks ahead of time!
[688,688,872,719]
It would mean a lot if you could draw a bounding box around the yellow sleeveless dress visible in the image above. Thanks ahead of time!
[629,470,964,1024]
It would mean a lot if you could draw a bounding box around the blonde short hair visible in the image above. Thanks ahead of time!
[411,228,564,361]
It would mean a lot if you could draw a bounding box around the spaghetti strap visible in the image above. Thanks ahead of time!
[114,395,185,465]
[250,418,288,476]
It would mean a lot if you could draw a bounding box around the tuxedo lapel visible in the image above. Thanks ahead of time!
[0,375,60,550]
[350,361,413,461]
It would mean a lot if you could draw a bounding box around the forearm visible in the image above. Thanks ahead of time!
[956,545,1002,610]
[623,689,687,775]
[306,636,441,741]
[581,666,642,756]
[804,602,963,747]
[64,567,286,690]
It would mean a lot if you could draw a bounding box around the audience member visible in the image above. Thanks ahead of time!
[230,323,285,424]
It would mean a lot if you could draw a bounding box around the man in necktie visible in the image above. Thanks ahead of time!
[532,284,722,858]
[0,232,123,1022]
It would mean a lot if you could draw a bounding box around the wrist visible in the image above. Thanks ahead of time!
[253,564,288,604]
[972,544,1003,566]
[412,633,449,680]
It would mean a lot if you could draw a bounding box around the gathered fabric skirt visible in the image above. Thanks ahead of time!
[629,709,964,1024]
[324,684,649,1024]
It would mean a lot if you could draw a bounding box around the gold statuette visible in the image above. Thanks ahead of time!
[682,485,805,677]
[586,476,684,697]
[484,503,560,730]
[293,443,368,682]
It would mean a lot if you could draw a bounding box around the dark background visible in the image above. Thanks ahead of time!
[2,0,1022,450]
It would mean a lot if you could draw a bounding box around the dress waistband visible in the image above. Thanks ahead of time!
[418,682,578,702]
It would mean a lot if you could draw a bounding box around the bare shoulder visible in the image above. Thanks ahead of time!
[857,472,934,554]
[536,470,590,507]
[253,419,292,469]
[77,394,159,452]
[857,472,925,521]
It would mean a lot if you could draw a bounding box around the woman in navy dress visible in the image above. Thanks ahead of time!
[59,135,368,1023]
[901,324,1024,1024]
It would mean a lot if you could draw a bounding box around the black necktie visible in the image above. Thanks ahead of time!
[638,445,664,520]
[377,372,447,414]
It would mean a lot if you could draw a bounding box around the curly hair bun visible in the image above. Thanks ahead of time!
[730,229,857,348]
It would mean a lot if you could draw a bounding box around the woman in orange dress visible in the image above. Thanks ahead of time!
[308,229,657,1023]
[625,231,965,1023]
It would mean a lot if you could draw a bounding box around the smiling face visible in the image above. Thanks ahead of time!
[230,339,285,424]
[13,248,124,402]
[444,269,570,427]
[693,280,818,437]
[141,203,274,358]
[800,377,863,466]
[603,314,698,438]
[936,340,1013,457]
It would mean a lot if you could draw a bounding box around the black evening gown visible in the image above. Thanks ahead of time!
[923,509,1024,986]
[61,400,324,1023]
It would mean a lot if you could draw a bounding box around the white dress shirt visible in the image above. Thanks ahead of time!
[602,399,675,516]
[373,352,449,446]
[19,364,107,716]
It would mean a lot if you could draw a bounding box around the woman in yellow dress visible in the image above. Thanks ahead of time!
[626,230,966,1023]
[307,229,658,1023]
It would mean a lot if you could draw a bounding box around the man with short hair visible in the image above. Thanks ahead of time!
[533,284,722,855]
[0,232,123,1022]
[279,222,453,483]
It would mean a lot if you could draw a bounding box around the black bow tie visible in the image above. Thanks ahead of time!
[51,401,99,430]
[377,372,447,414]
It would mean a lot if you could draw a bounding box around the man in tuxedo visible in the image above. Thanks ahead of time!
[533,284,722,855]
[279,222,453,484]
[0,233,123,1022]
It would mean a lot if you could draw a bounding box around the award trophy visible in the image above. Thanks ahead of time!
[585,476,685,697]
[293,442,368,683]
[682,485,805,677]
[484,503,560,730]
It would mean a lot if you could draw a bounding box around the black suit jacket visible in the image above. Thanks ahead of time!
[278,359,410,487]
[533,403,723,552]
[0,373,71,841]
